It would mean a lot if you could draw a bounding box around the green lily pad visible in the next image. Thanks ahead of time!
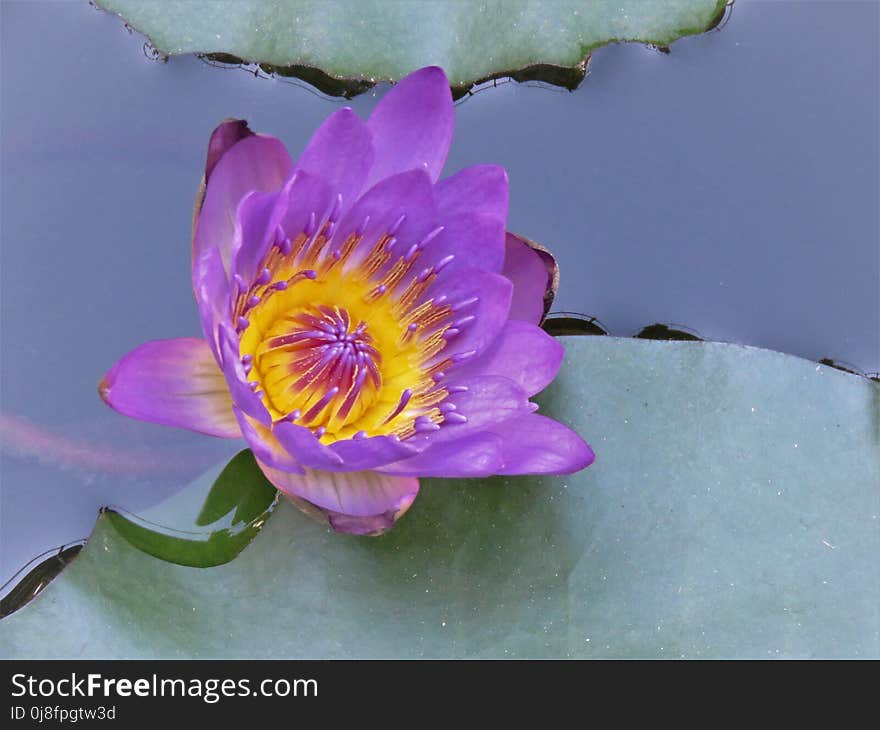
[95,0,728,97]
[105,449,278,568]
[1,336,877,658]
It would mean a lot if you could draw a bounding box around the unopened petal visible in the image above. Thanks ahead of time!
[193,134,292,274]
[502,232,557,324]
[204,118,254,184]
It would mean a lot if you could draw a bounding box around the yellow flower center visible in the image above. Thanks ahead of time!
[235,216,459,443]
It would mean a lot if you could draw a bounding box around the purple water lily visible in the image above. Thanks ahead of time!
[100,66,594,536]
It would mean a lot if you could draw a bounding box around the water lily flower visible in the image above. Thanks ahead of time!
[100,66,594,535]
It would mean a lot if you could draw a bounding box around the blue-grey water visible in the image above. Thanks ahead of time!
[1,0,878,595]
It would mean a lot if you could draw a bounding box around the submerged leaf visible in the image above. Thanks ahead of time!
[1,337,877,658]
[105,449,277,568]
[95,0,728,96]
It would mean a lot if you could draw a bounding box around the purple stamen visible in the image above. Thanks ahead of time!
[241,354,253,365]
[329,193,343,223]
[388,213,406,236]
[356,215,371,237]
[432,371,446,382]
[335,366,368,422]
[439,402,457,413]
[451,350,477,364]
[353,430,368,440]
[256,268,271,286]
[233,273,246,293]
[418,226,445,250]
[434,254,455,273]
[446,385,469,393]
[414,416,441,433]
[304,211,317,237]
[314,426,327,439]
[383,388,413,424]
[453,296,479,311]
[237,316,250,330]
[302,386,340,423]
[443,412,468,424]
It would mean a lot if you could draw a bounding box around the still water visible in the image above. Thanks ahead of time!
[1,0,878,594]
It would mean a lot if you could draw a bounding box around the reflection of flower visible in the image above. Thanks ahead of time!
[100,67,593,535]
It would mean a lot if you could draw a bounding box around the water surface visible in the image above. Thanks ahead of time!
[1,0,877,595]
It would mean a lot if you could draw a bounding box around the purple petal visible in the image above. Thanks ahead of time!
[275,169,335,252]
[330,168,438,267]
[230,189,286,286]
[365,66,453,188]
[292,107,374,217]
[490,414,595,475]
[271,421,345,471]
[425,269,512,364]
[330,435,419,471]
[450,320,564,397]
[276,483,419,536]
[326,511,409,536]
[409,375,532,448]
[272,424,418,472]
[502,232,556,324]
[428,165,510,277]
[217,324,271,425]
[193,134,292,274]
[379,432,504,477]
[193,245,231,361]
[436,164,509,222]
[204,119,253,184]
[258,461,420,518]
[418,212,505,276]
[233,408,304,473]
[99,338,240,438]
